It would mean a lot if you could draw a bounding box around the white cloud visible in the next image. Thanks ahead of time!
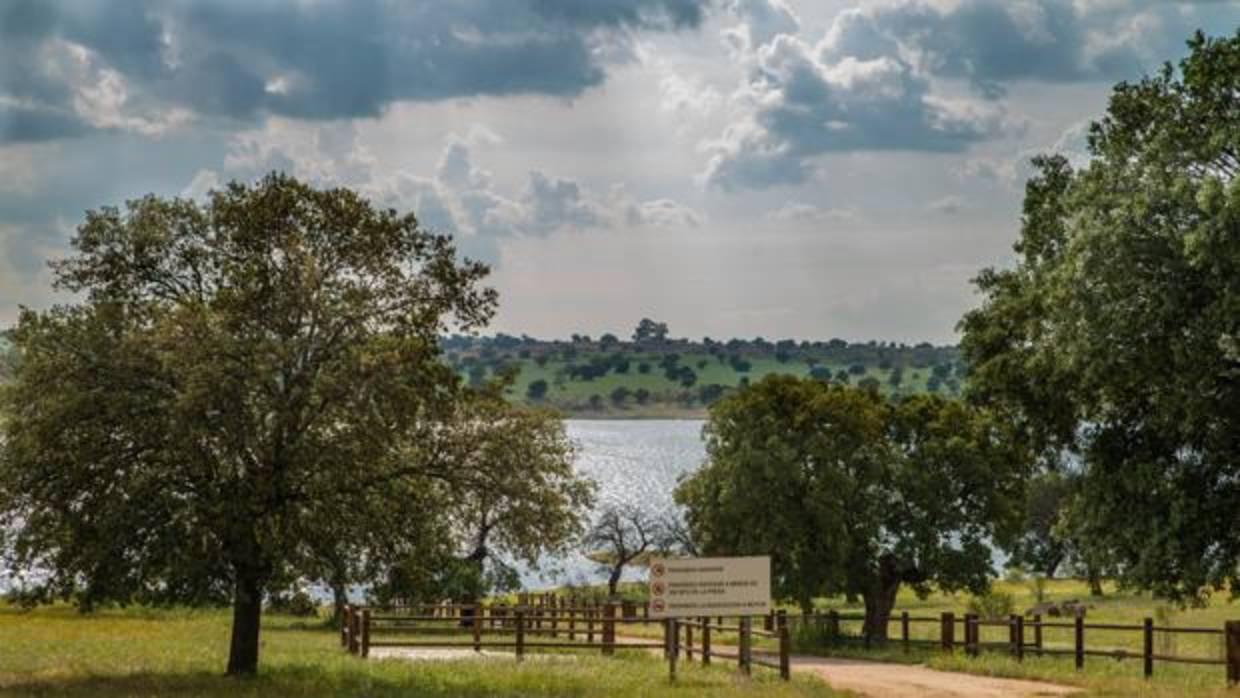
[765,201,862,224]
[928,195,967,215]
[701,32,1009,189]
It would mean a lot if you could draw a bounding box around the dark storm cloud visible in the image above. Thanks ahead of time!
[827,0,1240,98]
[0,0,710,143]
[703,0,1240,189]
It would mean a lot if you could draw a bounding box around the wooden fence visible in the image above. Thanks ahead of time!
[792,609,1240,685]
[340,602,791,682]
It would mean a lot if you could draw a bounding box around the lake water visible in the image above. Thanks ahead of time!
[520,419,706,588]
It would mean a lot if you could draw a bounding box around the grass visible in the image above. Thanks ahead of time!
[549,578,1240,696]
[0,604,846,697]
[791,578,1239,697]
[486,352,958,417]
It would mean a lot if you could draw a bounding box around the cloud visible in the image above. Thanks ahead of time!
[0,0,710,143]
[927,195,967,215]
[696,0,1238,191]
[365,132,704,265]
[701,34,1009,189]
[765,201,861,224]
[821,1,1232,98]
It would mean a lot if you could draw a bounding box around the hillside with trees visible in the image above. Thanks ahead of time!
[444,321,963,417]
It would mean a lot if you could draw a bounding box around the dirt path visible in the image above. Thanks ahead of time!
[785,656,1078,698]
[620,634,1077,698]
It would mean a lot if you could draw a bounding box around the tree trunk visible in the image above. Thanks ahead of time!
[1087,570,1104,597]
[1044,553,1063,580]
[330,579,348,627]
[607,566,623,598]
[227,571,264,675]
[860,576,901,643]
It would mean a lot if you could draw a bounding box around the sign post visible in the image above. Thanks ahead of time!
[647,556,771,619]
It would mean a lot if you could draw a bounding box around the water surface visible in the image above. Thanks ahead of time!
[522,419,706,588]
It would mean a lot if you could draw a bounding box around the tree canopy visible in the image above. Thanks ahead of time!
[675,375,1029,640]
[0,174,496,674]
[959,30,1240,602]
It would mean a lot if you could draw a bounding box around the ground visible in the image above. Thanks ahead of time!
[0,604,841,698]
[571,578,1240,697]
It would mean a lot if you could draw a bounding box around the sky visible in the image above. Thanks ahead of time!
[2,1,1238,345]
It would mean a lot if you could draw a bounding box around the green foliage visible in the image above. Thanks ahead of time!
[0,174,496,674]
[966,590,1015,621]
[267,590,319,618]
[526,378,549,400]
[675,375,1031,641]
[959,30,1240,602]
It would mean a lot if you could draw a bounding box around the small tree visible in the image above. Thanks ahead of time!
[632,318,669,344]
[526,379,549,401]
[584,504,668,597]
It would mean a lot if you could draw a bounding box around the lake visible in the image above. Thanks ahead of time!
[520,419,706,588]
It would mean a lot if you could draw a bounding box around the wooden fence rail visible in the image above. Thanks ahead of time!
[342,601,1239,686]
[341,602,791,682]
[790,608,1238,685]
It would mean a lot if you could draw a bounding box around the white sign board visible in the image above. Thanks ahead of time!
[647,556,770,618]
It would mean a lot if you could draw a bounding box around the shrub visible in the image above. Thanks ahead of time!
[966,590,1015,621]
[269,590,319,617]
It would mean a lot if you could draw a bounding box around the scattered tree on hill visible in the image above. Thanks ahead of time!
[634,388,651,405]
[632,318,669,344]
[959,31,1240,602]
[526,379,549,401]
[610,386,631,407]
[676,376,1029,641]
[0,174,496,674]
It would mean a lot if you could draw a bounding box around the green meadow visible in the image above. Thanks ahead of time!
[0,604,844,698]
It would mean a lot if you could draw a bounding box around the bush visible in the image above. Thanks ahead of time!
[269,590,319,617]
[966,590,1015,621]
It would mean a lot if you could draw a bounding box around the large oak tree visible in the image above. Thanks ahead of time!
[0,174,495,674]
[959,31,1240,602]
[676,376,1028,641]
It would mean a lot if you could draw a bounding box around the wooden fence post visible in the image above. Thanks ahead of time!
[779,616,791,680]
[669,619,679,682]
[1033,614,1043,657]
[1142,617,1153,678]
[765,610,774,632]
[587,606,595,643]
[361,609,371,659]
[685,620,693,661]
[941,612,955,652]
[964,613,977,657]
[1225,620,1239,686]
[1011,614,1023,661]
[568,603,576,641]
[603,602,616,656]
[473,604,482,652]
[828,610,839,644]
[739,616,752,676]
[516,610,525,662]
[701,616,711,666]
[644,601,650,627]
[901,611,910,654]
[1074,613,1085,671]
[341,605,351,648]
[350,608,361,655]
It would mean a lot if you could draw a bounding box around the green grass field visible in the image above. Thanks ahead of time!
[558,578,1240,697]
[493,352,953,417]
[0,604,844,698]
